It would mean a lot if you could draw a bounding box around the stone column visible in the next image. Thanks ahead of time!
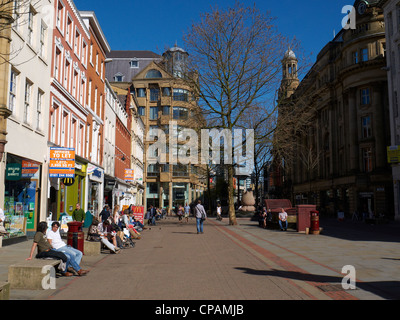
[0,1,13,162]
[347,88,358,172]
[372,82,386,168]
[168,181,173,214]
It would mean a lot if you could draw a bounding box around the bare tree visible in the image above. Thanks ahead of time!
[183,2,295,225]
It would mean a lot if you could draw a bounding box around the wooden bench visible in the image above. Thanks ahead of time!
[8,259,61,290]
[0,282,10,300]
[264,199,297,228]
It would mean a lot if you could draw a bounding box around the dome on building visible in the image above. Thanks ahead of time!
[168,43,187,54]
[284,49,296,59]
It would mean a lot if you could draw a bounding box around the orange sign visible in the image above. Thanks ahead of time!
[124,169,134,182]
[21,160,40,178]
[49,147,75,178]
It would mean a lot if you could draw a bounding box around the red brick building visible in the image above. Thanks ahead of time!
[48,0,91,217]
[80,11,110,213]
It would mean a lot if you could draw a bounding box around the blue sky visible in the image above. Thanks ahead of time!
[75,0,352,64]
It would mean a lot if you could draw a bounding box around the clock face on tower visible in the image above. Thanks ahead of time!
[358,1,367,15]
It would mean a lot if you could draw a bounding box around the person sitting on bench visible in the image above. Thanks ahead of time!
[279,208,288,231]
[47,221,89,276]
[26,221,73,277]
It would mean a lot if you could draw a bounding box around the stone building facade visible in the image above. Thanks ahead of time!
[379,0,400,221]
[277,0,394,219]
[107,46,207,213]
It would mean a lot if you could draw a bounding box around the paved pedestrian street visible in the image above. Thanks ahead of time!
[1,215,399,308]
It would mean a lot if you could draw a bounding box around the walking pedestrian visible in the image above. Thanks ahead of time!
[194,200,207,234]
[184,203,190,223]
[216,203,222,221]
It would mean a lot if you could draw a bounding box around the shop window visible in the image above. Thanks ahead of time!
[4,154,41,239]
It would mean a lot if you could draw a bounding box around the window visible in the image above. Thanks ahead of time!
[56,0,64,32]
[94,87,98,114]
[361,116,372,138]
[361,88,370,105]
[130,60,138,68]
[173,164,188,177]
[24,80,32,124]
[113,73,123,82]
[162,106,170,115]
[88,80,92,107]
[138,106,145,116]
[54,48,61,80]
[61,110,69,147]
[82,41,87,65]
[64,60,70,89]
[362,147,373,172]
[137,88,146,97]
[27,6,35,45]
[36,90,43,130]
[352,51,359,64]
[13,0,21,29]
[162,87,171,96]
[173,88,189,101]
[149,107,158,120]
[39,22,46,57]
[72,71,78,97]
[149,125,159,139]
[66,15,73,46]
[148,182,158,194]
[74,29,80,57]
[9,69,17,113]
[145,69,162,78]
[150,88,159,102]
[361,48,368,62]
[173,106,188,120]
[147,164,159,177]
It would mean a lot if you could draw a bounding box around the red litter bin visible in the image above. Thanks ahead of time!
[67,221,84,253]
[310,210,320,235]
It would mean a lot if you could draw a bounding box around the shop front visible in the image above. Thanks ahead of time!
[87,164,104,217]
[3,153,42,241]
[114,178,134,210]
[57,161,86,218]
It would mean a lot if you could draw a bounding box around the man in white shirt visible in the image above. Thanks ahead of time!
[279,208,288,231]
[46,221,88,276]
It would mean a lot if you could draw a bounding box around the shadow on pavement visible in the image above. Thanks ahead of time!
[235,267,400,300]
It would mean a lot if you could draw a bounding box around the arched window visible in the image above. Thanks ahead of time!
[145,69,162,78]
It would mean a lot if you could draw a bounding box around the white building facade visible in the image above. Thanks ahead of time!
[2,0,54,239]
